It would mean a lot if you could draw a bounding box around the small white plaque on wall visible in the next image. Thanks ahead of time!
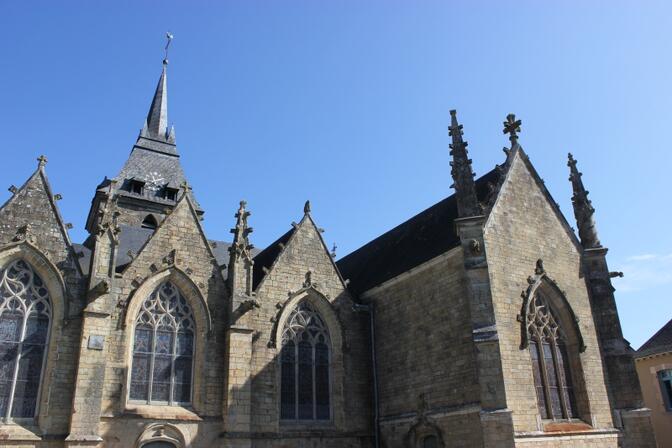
[88,335,105,350]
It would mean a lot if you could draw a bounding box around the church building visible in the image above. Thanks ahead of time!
[0,55,656,447]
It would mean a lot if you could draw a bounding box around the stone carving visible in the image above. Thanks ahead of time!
[518,259,585,352]
[567,153,601,249]
[448,110,481,217]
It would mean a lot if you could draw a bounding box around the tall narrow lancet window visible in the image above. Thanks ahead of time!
[527,293,577,420]
[280,301,331,421]
[130,282,194,405]
[0,260,51,420]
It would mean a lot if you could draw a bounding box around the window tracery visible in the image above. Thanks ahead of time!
[280,301,330,421]
[0,259,51,420]
[527,292,577,420]
[130,282,194,406]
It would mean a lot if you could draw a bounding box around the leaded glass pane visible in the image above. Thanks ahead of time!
[280,341,296,419]
[130,281,194,405]
[0,314,21,342]
[280,301,331,421]
[527,292,579,421]
[0,260,51,419]
[315,342,329,420]
[556,343,576,418]
[298,340,313,419]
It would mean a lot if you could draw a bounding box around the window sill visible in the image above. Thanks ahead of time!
[0,421,42,441]
[279,420,336,431]
[123,404,202,421]
[543,420,592,433]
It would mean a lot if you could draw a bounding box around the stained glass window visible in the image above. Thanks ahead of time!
[527,293,577,420]
[0,259,51,420]
[130,282,194,405]
[280,301,330,421]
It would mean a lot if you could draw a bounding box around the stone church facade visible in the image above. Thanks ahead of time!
[0,59,656,447]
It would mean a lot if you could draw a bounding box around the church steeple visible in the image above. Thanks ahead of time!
[141,60,172,142]
[448,110,482,217]
[567,153,601,248]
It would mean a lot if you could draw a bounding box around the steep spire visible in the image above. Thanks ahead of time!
[448,110,482,217]
[567,153,601,248]
[142,60,170,141]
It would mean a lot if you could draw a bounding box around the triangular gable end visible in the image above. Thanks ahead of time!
[0,162,81,275]
[484,147,582,252]
[120,192,221,279]
[254,213,349,294]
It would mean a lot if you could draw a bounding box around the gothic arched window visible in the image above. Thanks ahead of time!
[0,260,51,420]
[280,301,330,421]
[130,282,194,406]
[527,293,577,420]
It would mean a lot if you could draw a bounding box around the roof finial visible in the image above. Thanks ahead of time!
[567,153,601,248]
[164,32,173,65]
[304,200,311,215]
[37,155,48,168]
[331,243,337,259]
[448,110,481,217]
[503,113,522,147]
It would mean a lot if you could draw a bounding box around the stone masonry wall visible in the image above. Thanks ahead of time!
[363,248,484,447]
[0,166,85,442]
[484,151,614,438]
[240,214,373,445]
[99,195,229,423]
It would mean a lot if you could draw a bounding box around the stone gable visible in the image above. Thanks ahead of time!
[485,149,614,434]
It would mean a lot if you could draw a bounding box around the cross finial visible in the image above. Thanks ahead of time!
[503,113,522,146]
[164,32,174,65]
[179,180,191,191]
[37,155,48,167]
[304,200,311,214]
[331,243,337,258]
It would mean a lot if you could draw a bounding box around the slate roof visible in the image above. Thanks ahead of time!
[252,228,296,289]
[637,318,672,358]
[73,225,236,276]
[336,167,502,295]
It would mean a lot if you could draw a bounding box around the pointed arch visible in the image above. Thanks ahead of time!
[518,261,585,353]
[141,215,158,230]
[122,267,211,411]
[275,288,342,423]
[274,287,343,355]
[519,260,587,421]
[0,242,67,322]
[123,267,212,334]
[0,242,68,422]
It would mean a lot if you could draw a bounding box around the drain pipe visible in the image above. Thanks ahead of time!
[353,302,380,448]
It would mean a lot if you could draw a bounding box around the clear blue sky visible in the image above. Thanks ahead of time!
[1,1,670,348]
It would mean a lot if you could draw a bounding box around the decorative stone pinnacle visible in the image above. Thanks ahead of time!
[503,113,522,146]
[304,200,311,214]
[448,109,481,217]
[180,180,191,191]
[37,155,48,167]
[567,153,601,249]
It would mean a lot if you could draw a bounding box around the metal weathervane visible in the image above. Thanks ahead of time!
[164,32,174,63]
